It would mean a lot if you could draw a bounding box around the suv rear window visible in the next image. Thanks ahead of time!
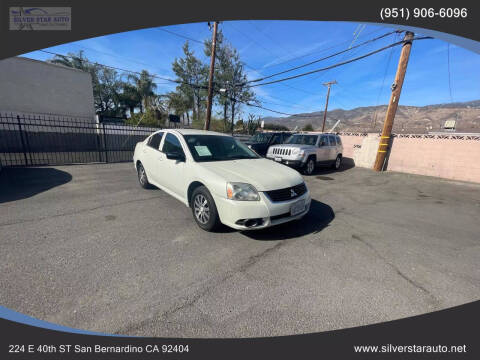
[336,136,342,145]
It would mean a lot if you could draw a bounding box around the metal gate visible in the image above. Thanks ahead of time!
[0,113,161,167]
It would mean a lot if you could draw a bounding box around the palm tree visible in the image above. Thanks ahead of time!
[127,70,157,113]
[119,83,142,116]
[48,50,90,71]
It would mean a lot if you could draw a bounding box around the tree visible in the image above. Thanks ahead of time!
[302,123,314,131]
[172,42,208,124]
[127,70,157,113]
[167,91,191,125]
[204,32,257,133]
[119,83,142,116]
[263,123,290,131]
[48,51,124,116]
[48,50,91,72]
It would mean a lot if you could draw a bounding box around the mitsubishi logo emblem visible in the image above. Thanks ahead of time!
[290,189,297,197]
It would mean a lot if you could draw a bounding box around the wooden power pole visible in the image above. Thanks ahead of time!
[373,31,414,171]
[204,21,219,131]
[321,80,337,132]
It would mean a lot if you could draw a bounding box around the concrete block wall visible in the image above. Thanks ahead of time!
[340,133,480,184]
[387,137,480,183]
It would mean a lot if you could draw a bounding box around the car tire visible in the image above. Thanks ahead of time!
[303,156,316,175]
[332,155,342,170]
[137,162,152,189]
[191,186,221,232]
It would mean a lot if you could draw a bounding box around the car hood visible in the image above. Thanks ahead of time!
[269,144,316,153]
[200,158,303,191]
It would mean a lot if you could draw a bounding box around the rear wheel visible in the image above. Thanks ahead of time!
[137,162,152,189]
[191,186,221,231]
[332,155,342,170]
[303,156,316,175]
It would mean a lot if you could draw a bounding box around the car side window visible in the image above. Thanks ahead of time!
[162,133,185,155]
[318,135,327,147]
[147,132,163,150]
[336,136,342,146]
[328,135,336,146]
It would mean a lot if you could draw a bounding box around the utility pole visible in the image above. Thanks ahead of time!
[373,31,414,172]
[204,21,219,131]
[321,80,337,132]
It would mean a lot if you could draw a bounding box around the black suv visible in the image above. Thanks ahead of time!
[245,131,293,157]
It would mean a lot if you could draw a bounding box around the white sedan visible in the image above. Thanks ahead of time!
[133,129,311,231]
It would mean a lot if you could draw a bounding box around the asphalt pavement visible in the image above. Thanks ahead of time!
[1,162,479,337]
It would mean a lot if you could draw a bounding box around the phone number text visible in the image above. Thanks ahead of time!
[380,8,468,21]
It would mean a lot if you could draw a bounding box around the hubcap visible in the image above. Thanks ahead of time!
[139,166,146,184]
[307,160,314,174]
[336,157,341,169]
[194,194,210,224]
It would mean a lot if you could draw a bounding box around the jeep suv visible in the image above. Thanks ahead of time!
[266,133,343,175]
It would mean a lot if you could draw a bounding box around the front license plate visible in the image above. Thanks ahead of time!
[274,157,282,162]
[290,199,305,216]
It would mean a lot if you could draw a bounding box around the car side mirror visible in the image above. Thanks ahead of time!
[166,152,185,162]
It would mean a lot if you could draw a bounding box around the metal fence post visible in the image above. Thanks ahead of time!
[16,115,29,166]
[102,122,108,163]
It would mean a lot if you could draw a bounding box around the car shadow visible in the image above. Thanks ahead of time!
[0,167,72,204]
[240,199,334,241]
[310,156,355,176]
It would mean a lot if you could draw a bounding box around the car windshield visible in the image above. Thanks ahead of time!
[249,132,273,144]
[285,134,318,145]
[183,135,260,162]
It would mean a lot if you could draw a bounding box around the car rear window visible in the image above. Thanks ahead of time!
[147,132,163,150]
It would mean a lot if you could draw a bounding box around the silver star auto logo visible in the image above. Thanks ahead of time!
[290,189,297,197]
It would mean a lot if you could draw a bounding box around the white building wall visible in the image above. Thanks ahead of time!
[0,57,95,121]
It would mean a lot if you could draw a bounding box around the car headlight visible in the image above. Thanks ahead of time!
[226,182,260,201]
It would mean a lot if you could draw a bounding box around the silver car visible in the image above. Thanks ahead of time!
[266,133,343,175]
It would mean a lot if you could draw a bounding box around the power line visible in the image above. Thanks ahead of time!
[259,26,385,70]
[157,23,321,97]
[245,30,398,85]
[38,49,209,90]
[372,32,398,128]
[238,36,432,89]
[156,27,204,44]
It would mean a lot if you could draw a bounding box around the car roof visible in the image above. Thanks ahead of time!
[152,129,230,137]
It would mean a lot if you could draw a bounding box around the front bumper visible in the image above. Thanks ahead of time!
[266,157,305,169]
[213,189,311,230]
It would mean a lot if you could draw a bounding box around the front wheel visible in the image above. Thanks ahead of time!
[137,162,152,189]
[303,157,316,175]
[191,186,221,231]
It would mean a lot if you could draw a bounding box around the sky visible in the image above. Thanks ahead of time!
[22,20,480,119]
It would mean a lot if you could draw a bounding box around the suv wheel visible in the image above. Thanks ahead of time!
[304,156,316,175]
[137,162,152,189]
[191,186,221,231]
[332,155,342,170]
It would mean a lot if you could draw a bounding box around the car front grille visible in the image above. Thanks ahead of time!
[265,183,307,202]
[272,148,292,156]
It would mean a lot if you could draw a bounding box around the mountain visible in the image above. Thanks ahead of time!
[262,100,480,133]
